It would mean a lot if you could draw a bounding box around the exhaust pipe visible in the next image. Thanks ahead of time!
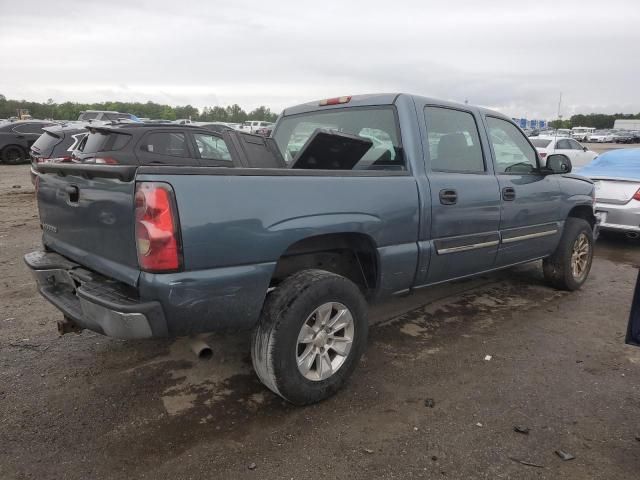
[189,337,213,360]
[57,316,83,335]
[626,232,639,240]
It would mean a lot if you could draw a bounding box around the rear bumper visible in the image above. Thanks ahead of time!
[24,250,167,339]
[595,201,640,233]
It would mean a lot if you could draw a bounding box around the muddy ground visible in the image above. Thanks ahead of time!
[1,161,639,479]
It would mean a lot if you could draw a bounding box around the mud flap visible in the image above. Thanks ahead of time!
[625,269,640,347]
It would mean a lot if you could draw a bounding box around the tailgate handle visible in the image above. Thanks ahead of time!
[65,185,79,203]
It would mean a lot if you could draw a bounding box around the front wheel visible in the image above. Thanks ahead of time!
[543,217,594,291]
[251,269,368,405]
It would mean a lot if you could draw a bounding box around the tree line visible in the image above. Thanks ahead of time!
[0,94,279,123]
[548,112,640,130]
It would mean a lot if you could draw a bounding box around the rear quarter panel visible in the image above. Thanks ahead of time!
[135,171,421,334]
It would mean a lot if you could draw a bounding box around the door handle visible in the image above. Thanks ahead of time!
[502,187,516,201]
[439,189,458,205]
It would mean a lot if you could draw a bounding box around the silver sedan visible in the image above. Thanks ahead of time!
[578,148,640,239]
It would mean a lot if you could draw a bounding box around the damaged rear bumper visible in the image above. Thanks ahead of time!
[24,250,167,339]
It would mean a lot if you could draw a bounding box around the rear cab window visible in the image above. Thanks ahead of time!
[273,106,405,171]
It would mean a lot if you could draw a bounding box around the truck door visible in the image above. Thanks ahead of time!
[419,105,502,285]
[484,116,562,267]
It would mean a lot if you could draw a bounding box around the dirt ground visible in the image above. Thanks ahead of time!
[1,160,639,480]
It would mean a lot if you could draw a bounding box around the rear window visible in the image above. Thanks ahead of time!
[273,106,404,170]
[530,139,552,148]
[104,112,133,121]
[31,131,61,154]
[81,131,131,153]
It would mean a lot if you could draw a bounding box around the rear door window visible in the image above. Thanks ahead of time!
[142,132,188,157]
[193,133,232,162]
[137,131,199,165]
[80,112,98,121]
[556,139,572,150]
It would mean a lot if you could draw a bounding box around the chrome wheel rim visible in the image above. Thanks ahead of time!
[571,233,590,280]
[296,302,354,382]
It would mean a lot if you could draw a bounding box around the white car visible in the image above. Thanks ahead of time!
[530,136,598,167]
[238,120,274,133]
[587,131,614,143]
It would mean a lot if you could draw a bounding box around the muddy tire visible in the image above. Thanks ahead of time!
[251,269,368,405]
[543,217,594,291]
[2,146,27,165]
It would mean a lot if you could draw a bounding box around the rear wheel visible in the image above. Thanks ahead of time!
[251,269,368,405]
[543,217,594,291]
[2,146,27,165]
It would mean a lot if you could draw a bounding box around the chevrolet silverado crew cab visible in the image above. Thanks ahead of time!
[26,94,597,405]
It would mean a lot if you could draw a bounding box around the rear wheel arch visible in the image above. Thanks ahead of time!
[271,233,379,297]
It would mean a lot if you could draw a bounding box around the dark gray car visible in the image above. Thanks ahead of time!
[0,120,57,164]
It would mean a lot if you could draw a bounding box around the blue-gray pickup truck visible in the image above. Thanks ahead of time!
[26,93,597,404]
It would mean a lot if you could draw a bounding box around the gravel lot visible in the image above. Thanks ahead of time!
[1,153,639,479]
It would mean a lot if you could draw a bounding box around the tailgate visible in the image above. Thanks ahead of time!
[593,178,640,205]
[36,164,140,286]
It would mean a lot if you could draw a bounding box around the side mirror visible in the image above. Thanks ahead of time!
[583,146,588,152]
[545,154,572,174]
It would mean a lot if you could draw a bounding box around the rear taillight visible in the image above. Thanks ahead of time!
[633,188,640,201]
[48,156,72,163]
[94,156,118,164]
[135,182,181,272]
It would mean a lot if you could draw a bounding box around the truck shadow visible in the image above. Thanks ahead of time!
[96,262,565,466]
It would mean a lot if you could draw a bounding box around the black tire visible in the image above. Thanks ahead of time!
[2,146,27,165]
[251,269,368,405]
[543,217,594,291]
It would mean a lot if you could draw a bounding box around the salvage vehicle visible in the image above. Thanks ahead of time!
[578,148,640,238]
[0,120,57,164]
[26,93,597,405]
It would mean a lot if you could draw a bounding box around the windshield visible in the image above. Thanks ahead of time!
[273,106,404,170]
[530,139,552,148]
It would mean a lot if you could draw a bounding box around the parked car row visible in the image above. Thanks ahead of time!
[584,130,640,143]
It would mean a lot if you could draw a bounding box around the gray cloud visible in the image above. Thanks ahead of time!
[1,0,638,119]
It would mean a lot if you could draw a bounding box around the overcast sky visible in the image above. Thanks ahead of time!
[1,0,639,119]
